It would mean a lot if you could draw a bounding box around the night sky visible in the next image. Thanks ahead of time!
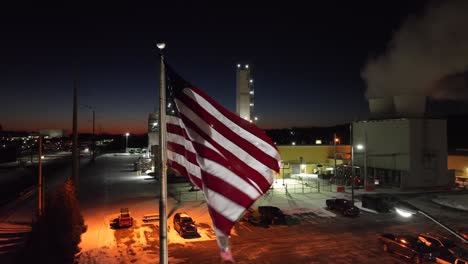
[0,1,437,134]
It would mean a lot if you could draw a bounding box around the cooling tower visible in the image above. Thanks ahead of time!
[368,97,395,119]
[393,95,426,118]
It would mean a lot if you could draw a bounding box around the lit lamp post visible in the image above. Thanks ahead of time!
[82,104,96,162]
[395,201,468,244]
[125,132,130,153]
[333,134,339,177]
[356,143,367,189]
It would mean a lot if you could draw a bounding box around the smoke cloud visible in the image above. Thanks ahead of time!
[362,0,468,101]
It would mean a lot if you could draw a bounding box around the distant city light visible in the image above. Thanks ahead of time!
[249,79,253,83]
[292,142,296,146]
[250,103,254,106]
[237,64,241,68]
[245,64,249,69]
[356,144,364,150]
[254,116,258,121]
[315,140,322,145]
[250,91,254,94]
[125,133,130,137]
[168,102,171,107]
[156,43,166,49]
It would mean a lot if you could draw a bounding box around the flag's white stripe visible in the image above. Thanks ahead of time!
[167,150,202,180]
[205,188,246,222]
[200,158,261,199]
[183,88,280,161]
[175,99,275,184]
[167,132,196,154]
[167,115,221,156]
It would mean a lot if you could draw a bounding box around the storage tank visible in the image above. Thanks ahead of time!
[368,97,395,119]
[393,95,426,118]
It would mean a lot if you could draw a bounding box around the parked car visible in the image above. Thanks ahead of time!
[173,212,198,238]
[243,206,292,227]
[109,208,133,228]
[258,206,287,225]
[418,233,468,264]
[378,233,439,263]
[326,198,360,217]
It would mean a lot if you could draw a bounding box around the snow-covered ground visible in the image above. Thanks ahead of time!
[432,194,468,212]
[3,152,467,263]
[75,154,400,264]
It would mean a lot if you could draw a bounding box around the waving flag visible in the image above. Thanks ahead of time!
[164,62,281,259]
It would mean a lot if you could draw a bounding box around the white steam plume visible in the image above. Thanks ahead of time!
[362,0,468,101]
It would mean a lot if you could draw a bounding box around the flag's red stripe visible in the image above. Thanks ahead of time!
[167,141,198,165]
[178,90,280,172]
[167,123,185,136]
[207,206,236,236]
[201,172,253,209]
[178,113,271,192]
[189,85,279,159]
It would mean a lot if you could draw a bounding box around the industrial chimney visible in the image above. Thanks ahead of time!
[368,97,395,119]
[368,95,426,119]
[393,95,426,118]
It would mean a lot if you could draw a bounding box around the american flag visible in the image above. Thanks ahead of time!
[164,62,281,254]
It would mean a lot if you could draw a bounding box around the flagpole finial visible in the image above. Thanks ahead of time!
[157,43,166,50]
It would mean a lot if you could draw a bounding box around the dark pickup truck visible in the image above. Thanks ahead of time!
[326,198,360,217]
[378,233,439,263]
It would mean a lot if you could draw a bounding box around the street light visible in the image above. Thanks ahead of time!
[355,143,368,188]
[395,201,468,244]
[125,132,130,153]
[82,104,96,162]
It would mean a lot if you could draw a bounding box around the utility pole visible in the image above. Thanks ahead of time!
[333,133,337,177]
[92,109,95,163]
[364,130,368,189]
[38,136,43,217]
[350,123,354,205]
[72,75,79,190]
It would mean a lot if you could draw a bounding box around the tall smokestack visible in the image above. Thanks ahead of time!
[362,0,468,105]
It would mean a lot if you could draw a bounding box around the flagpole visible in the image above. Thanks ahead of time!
[157,42,168,264]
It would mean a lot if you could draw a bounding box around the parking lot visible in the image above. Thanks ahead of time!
[68,154,468,263]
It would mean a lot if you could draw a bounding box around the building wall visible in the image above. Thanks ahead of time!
[409,119,448,188]
[353,120,410,172]
[353,119,448,189]
[276,145,351,177]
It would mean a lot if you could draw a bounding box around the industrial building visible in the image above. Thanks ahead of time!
[352,96,450,189]
[236,64,256,122]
